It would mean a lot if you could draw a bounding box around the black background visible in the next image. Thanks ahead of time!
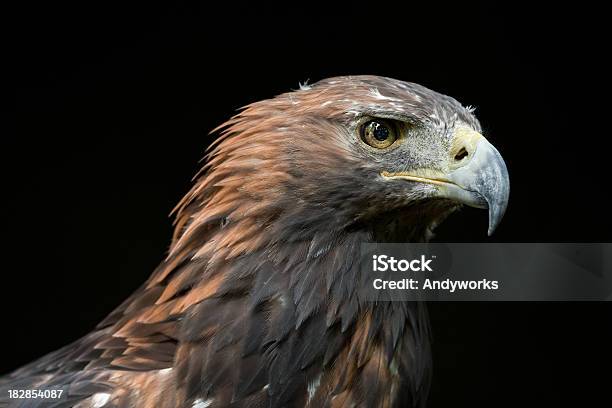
[3,2,611,407]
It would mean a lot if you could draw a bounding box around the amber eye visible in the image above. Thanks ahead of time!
[360,120,397,148]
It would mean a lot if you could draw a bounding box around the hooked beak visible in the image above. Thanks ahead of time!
[381,127,510,236]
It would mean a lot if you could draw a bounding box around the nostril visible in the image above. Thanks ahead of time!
[454,147,469,161]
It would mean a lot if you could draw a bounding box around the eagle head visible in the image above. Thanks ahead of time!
[176,75,509,252]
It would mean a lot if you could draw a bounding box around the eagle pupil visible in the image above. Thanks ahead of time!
[373,122,389,141]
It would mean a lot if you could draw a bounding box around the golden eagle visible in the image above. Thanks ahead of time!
[0,76,509,407]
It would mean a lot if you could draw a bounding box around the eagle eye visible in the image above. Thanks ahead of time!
[360,119,398,149]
